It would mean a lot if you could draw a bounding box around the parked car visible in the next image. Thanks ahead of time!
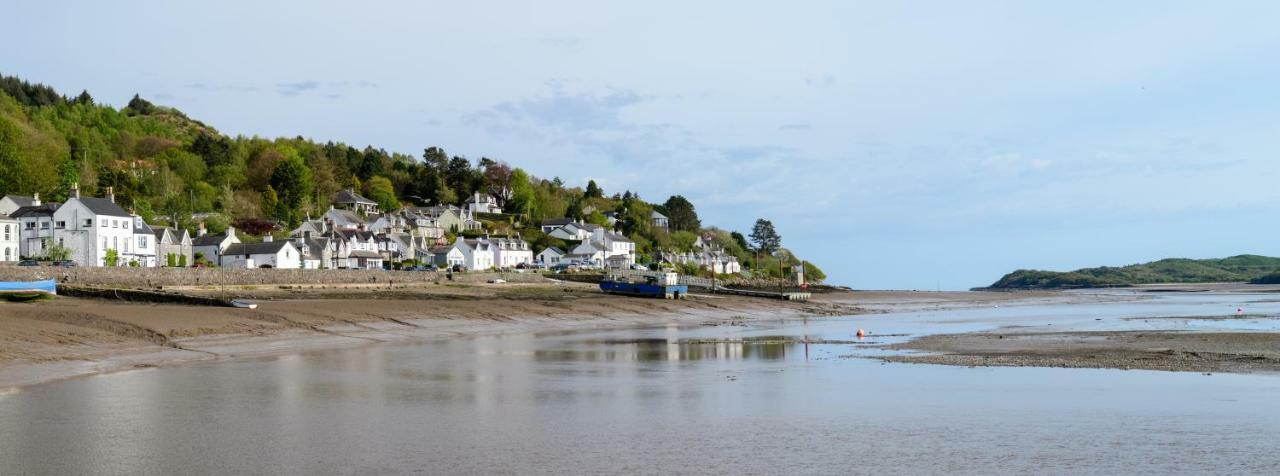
[17,260,39,267]
[52,260,77,267]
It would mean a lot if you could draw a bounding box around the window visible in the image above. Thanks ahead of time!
[102,238,108,250]
[84,219,92,227]
[138,236,148,248]
[40,221,49,230]
[26,222,34,230]
[55,221,65,229]
[3,224,8,241]
[100,219,107,228]
[58,238,64,247]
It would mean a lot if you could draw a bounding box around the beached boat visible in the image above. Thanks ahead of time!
[0,279,57,302]
[229,299,258,309]
[600,272,688,299]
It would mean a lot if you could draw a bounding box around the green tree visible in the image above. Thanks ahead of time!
[270,155,313,227]
[363,175,399,212]
[104,248,119,267]
[167,253,177,267]
[507,168,535,217]
[42,238,72,261]
[750,218,782,254]
[584,179,603,198]
[661,195,700,231]
[261,185,280,219]
[178,254,187,267]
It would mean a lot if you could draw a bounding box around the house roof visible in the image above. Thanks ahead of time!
[538,247,565,256]
[10,203,60,218]
[132,219,154,235]
[465,193,496,203]
[192,233,230,247]
[603,231,632,243]
[223,241,292,256]
[326,209,366,224]
[541,218,574,227]
[334,188,376,205]
[651,210,668,219]
[3,195,35,207]
[349,250,382,259]
[77,197,131,217]
[0,213,14,221]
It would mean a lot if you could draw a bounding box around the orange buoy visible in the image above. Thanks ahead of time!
[856,328,866,338]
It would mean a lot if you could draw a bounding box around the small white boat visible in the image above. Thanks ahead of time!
[229,299,258,309]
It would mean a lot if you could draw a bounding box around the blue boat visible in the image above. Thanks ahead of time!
[0,279,57,302]
[599,273,687,299]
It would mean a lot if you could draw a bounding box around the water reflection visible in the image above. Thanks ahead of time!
[538,335,800,363]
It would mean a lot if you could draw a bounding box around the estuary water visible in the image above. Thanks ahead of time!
[3,292,1280,475]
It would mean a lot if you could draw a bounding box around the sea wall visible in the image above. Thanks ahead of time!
[0,265,545,288]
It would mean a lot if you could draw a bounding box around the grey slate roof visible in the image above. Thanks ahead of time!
[9,203,61,218]
[192,233,230,247]
[541,218,574,227]
[222,241,291,256]
[334,188,376,205]
[78,197,131,217]
[4,195,35,208]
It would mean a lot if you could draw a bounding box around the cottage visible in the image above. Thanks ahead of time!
[465,192,502,215]
[535,247,564,267]
[153,227,193,267]
[333,188,379,214]
[447,237,494,271]
[650,210,669,230]
[292,236,331,269]
[324,207,367,231]
[539,218,574,233]
[192,225,240,266]
[218,237,300,269]
[0,213,18,262]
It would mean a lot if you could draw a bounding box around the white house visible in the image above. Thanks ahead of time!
[547,222,601,241]
[491,236,533,269]
[0,213,18,262]
[539,218,574,234]
[126,216,157,267]
[0,194,37,216]
[650,210,669,230]
[9,201,59,258]
[218,238,301,269]
[51,189,136,267]
[449,237,494,271]
[336,229,382,269]
[568,241,606,266]
[592,228,636,267]
[465,192,502,215]
[535,247,564,267]
[192,225,240,266]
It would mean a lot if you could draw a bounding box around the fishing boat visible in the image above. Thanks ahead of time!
[600,272,688,299]
[0,279,57,302]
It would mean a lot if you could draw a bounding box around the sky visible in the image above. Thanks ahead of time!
[4,1,1280,289]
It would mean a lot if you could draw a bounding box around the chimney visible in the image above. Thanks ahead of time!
[31,193,40,206]
[226,226,236,238]
[71,182,80,199]
[197,222,207,237]
[263,235,273,243]
[105,186,115,203]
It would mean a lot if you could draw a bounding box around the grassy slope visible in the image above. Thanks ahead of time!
[987,255,1280,289]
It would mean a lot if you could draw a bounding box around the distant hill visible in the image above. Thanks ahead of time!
[985,255,1280,289]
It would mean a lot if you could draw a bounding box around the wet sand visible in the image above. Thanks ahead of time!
[884,330,1280,373]
[0,281,1079,389]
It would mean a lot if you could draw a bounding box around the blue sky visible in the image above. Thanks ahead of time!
[4,1,1279,289]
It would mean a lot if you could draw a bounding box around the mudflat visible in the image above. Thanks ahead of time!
[883,330,1280,373]
[0,280,1079,389]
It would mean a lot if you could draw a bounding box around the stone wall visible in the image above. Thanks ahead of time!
[0,265,547,288]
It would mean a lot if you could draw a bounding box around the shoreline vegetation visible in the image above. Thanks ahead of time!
[0,280,1076,390]
[983,254,1280,290]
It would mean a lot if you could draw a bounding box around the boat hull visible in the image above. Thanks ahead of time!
[599,280,688,299]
